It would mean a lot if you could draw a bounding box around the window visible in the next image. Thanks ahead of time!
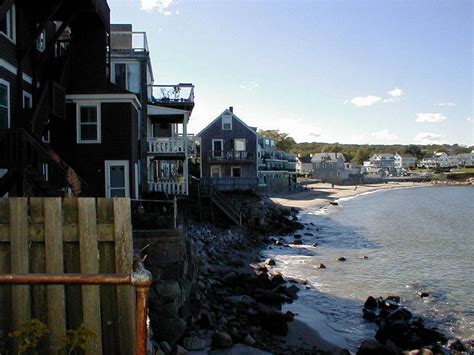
[212,139,223,159]
[77,104,101,143]
[23,91,32,109]
[210,165,221,178]
[113,62,140,94]
[0,4,15,42]
[231,166,241,177]
[222,114,232,130]
[0,80,10,129]
[234,139,246,151]
[36,30,46,52]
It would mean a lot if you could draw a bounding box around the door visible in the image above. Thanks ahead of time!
[212,139,223,159]
[105,160,130,197]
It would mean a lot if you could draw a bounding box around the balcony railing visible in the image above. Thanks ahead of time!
[110,31,148,52]
[147,135,196,155]
[148,179,187,195]
[209,151,254,161]
[148,84,194,105]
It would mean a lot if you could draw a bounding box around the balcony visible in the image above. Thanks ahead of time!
[209,151,254,162]
[110,28,148,53]
[148,179,187,195]
[148,84,195,112]
[147,135,196,156]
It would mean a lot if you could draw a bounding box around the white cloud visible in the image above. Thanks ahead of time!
[415,132,447,144]
[435,102,456,107]
[141,0,177,15]
[467,117,473,123]
[350,95,382,107]
[415,112,447,123]
[388,87,403,97]
[370,129,398,141]
[239,81,259,91]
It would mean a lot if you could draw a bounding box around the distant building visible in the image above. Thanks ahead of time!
[457,152,474,167]
[258,137,297,191]
[394,153,417,169]
[311,153,346,183]
[296,155,313,177]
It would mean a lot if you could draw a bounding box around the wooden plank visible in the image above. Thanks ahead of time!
[44,198,67,354]
[10,198,31,330]
[0,198,12,342]
[113,198,136,355]
[78,198,103,355]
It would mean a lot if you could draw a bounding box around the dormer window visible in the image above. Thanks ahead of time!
[0,4,15,42]
[222,114,232,130]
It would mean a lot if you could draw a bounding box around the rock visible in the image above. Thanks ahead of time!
[160,341,172,355]
[255,290,292,306]
[208,343,271,355]
[417,291,429,298]
[264,258,276,266]
[356,339,390,354]
[337,257,346,261]
[282,285,299,299]
[258,310,289,336]
[293,234,302,239]
[362,308,377,321]
[285,311,295,321]
[386,308,413,323]
[293,239,303,245]
[361,256,369,259]
[304,233,314,236]
[212,331,233,349]
[318,263,327,269]
[330,201,339,205]
[446,338,466,351]
[224,295,257,306]
[386,296,401,304]
[174,345,188,355]
[364,296,378,309]
[244,334,256,346]
[275,240,284,246]
[182,336,212,351]
[312,243,318,247]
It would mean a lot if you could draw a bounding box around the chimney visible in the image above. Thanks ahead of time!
[229,106,233,113]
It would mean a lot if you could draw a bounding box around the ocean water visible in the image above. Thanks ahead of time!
[263,186,474,351]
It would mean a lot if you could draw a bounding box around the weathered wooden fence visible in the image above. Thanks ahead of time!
[0,197,136,355]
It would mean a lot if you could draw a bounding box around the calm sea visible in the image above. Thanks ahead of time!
[263,186,474,350]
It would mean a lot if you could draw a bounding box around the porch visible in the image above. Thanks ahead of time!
[147,178,187,195]
[147,135,196,156]
[200,177,258,192]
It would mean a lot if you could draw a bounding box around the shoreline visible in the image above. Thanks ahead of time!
[269,181,431,210]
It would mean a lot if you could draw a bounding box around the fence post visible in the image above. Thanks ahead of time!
[173,196,177,229]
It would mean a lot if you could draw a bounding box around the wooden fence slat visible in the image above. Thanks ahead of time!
[78,198,103,355]
[10,198,31,329]
[44,198,67,354]
[113,198,136,355]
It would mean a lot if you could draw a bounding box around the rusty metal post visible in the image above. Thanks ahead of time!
[131,269,153,355]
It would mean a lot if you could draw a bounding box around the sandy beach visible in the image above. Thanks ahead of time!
[269,181,429,210]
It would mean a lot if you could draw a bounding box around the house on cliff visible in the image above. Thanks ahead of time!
[197,107,258,191]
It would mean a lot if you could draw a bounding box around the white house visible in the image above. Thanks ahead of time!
[394,153,417,169]
[312,153,346,182]
[457,152,474,167]
[296,155,313,176]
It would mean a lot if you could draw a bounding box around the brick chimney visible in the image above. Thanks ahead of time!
[229,106,233,113]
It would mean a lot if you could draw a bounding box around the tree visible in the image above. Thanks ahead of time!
[352,147,372,165]
[257,129,296,152]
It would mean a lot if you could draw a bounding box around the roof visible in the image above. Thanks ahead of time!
[298,156,313,164]
[196,108,257,137]
[311,153,345,163]
[396,153,415,158]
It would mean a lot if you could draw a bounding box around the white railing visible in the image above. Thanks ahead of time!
[148,179,187,195]
[148,137,185,154]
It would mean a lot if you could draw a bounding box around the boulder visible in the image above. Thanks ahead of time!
[293,240,303,245]
[212,331,233,349]
[208,343,271,355]
[224,295,257,306]
[356,339,391,355]
[160,341,172,354]
[337,257,346,261]
[318,263,327,269]
[258,310,289,336]
[264,258,276,266]
[244,334,256,346]
[364,296,378,309]
[362,308,377,321]
[174,345,188,355]
[446,338,466,352]
[182,335,213,351]
[417,291,429,298]
[293,234,302,239]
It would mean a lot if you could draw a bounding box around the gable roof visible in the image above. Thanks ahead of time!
[311,153,345,163]
[396,153,415,158]
[196,108,257,137]
[298,156,313,164]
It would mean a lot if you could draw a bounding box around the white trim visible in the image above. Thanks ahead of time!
[105,160,130,198]
[111,60,141,93]
[0,79,11,128]
[196,108,257,137]
[211,139,224,158]
[76,102,101,144]
[210,165,222,178]
[66,94,141,111]
[0,59,35,85]
[147,104,189,115]
[134,162,139,199]
[22,91,33,109]
[0,4,16,44]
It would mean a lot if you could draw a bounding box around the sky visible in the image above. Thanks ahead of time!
[108,0,473,146]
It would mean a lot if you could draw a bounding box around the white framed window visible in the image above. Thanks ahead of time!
[0,79,10,129]
[76,103,101,143]
[212,139,223,159]
[210,165,221,178]
[234,139,246,151]
[222,114,232,130]
[22,91,33,109]
[231,166,241,177]
[111,61,141,94]
[0,4,15,43]
[36,30,46,52]
[105,160,130,198]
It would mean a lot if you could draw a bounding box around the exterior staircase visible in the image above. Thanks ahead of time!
[209,188,242,226]
[0,128,87,196]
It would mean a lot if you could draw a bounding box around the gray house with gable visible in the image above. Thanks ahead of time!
[197,107,258,191]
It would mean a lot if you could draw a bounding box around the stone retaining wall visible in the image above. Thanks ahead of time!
[134,229,198,345]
